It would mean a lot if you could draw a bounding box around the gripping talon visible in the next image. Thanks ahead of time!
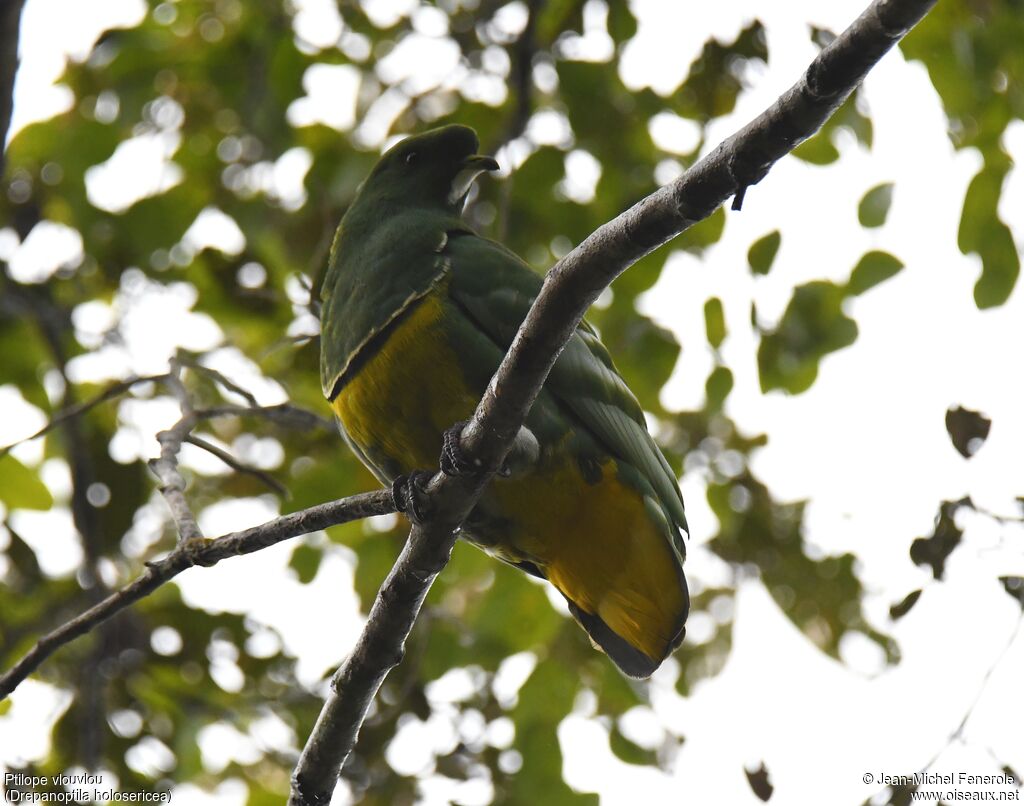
[440,420,478,477]
[391,471,434,524]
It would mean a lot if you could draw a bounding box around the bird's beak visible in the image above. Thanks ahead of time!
[465,154,500,172]
[449,154,500,205]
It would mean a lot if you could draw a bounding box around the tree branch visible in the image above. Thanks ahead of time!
[288,0,938,801]
[0,354,370,701]
[0,488,395,700]
[198,403,336,433]
[917,610,1024,777]
[176,355,260,408]
[0,375,169,458]
[461,0,938,465]
[148,364,203,543]
[0,0,26,169]
[185,434,290,498]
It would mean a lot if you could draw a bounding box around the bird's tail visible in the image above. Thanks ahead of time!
[565,585,688,678]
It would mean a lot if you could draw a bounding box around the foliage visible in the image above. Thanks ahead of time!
[0,0,1020,803]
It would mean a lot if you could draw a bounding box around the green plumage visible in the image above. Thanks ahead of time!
[320,124,688,675]
[440,231,688,564]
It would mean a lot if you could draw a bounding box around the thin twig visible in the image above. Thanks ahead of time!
[185,433,290,498]
[197,403,337,433]
[0,488,395,700]
[0,375,168,457]
[288,0,939,801]
[260,333,319,364]
[147,363,202,543]
[917,611,1024,774]
[178,356,260,408]
[972,502,1024,526]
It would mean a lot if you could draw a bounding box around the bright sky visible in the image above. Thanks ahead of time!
[2,0,1023,805]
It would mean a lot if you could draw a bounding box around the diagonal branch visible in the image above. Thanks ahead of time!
[177,355,261,408]
[459,0,939,465]
[0,375,169,458]
[185,434,290,498]
[917,610,1024,776]
[0,488,395,700]
[288,0,939,801]
[198,403,337,433]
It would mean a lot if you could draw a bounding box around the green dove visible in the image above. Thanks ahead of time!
[320,125,688,677]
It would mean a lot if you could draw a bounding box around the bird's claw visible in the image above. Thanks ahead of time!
[440,420,479,477]
[391,471,434,525]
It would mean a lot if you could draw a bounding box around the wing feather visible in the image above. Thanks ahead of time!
[444,230,687,552]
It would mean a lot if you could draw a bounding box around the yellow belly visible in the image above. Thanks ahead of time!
[332,291,684,662]
[332,291,477,473]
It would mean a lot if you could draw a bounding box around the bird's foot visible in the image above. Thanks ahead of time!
[391,471,434,525]
[440,420,480,478]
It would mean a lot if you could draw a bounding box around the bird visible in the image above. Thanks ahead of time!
[319,124,688,677]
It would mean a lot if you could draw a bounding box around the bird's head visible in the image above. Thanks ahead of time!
[357,125,499,214]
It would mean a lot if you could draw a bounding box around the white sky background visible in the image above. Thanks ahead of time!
[2,0,1024,805]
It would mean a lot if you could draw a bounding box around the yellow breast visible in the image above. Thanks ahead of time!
[331,289,478,475]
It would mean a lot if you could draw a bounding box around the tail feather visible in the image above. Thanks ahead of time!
[567,599,687,679]
[567,602,662,678]
[482,500,689,677]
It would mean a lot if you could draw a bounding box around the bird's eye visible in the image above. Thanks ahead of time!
[405,152,418,166]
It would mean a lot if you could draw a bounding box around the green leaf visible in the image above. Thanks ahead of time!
[889,590,922,620]
[508,660,597,806]
[705,366,734,411]
[747,230,781,275]
[757,281,858,394]
[676,206,725,251]
[1000,577,1024,609]
[846,250,904,295]
[910,500,966,580]
[791,89,872,163]
[972,224,1020,308]
[671,23,767,122]
[810,26,836,49]
[594,309,679,415]
[606,3,638,42]
[4,527,42,579]
[708,471,895,664]
[901,0,1022,153]
[857,182,894,228]
[792,135,839,165]
[745,762,774,802]
[0,454,54,510]
[609,723,657,766]
[466,563,561,661]
[959,160,1020,308]
[944,405,991,458]
[703,297,726,349]
[289,543,322,584]
[352,531,403,604]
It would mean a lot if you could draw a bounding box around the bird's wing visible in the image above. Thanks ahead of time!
[336,419,395,487]
[320,214,451,400]
[444,229,688,551]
